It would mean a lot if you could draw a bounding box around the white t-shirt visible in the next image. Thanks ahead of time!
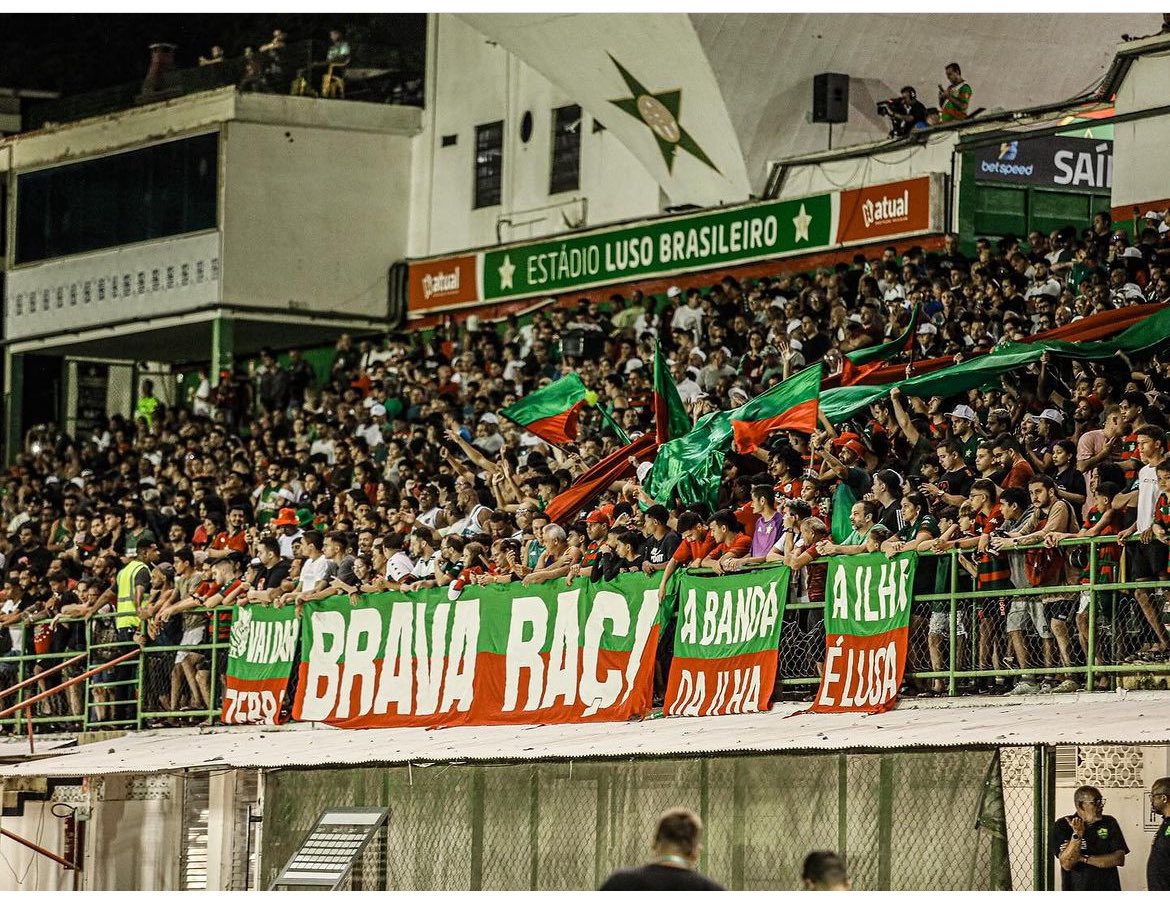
[671,305,703,341]
[386,551,415,582]
[1137,462,1160,531]
[278,529,303,560]
[298,554,335,593]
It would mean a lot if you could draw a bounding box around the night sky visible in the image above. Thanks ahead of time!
[0,14,427,96]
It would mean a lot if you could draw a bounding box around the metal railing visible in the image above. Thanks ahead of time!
[0,609,227,736]
[25,39,424,130]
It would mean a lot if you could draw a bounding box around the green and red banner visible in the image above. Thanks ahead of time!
[808,552,917,714]
[221,605,300,725]
[291,571,666,728]
[730,362,823,455]
[663,565,789,717]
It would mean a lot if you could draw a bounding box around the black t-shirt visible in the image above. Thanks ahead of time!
[255,560,292,592]
[1050,814,1128,891]
[641,531,681,566]
[600,863,724,891]
[938,467,973,501]
[1054,465,1087,501]
[1150,816,1170,891]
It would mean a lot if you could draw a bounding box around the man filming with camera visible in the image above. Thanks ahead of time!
[879,86,928,138]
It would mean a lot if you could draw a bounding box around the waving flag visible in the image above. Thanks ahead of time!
[500,373,589,446]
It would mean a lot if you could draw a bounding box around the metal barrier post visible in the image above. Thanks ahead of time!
[947,549,958,697]
[1087,540,1098,692]
[1032,745,1045,891]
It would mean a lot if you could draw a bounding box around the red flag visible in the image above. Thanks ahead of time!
[544,432,657,525]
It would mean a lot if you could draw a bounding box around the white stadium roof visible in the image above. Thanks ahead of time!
[1,691,1166,778]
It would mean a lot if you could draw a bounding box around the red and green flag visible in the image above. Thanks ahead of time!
[731,362,823,455]
[653,341,692,443]
[839,304,920,386]
[663,565,789,716]
[500,372,589,445]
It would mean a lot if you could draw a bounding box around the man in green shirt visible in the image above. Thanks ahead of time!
[938,62,972,122]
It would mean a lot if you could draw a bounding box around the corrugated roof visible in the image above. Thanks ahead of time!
[1,691,1166,778]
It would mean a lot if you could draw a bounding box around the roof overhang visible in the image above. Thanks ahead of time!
[2,692,1167,778]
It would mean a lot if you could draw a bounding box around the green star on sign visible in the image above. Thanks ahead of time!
[608,54,720,176]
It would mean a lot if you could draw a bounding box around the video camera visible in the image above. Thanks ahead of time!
[875,98,900,117]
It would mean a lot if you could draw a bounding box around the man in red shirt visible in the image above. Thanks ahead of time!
[700,509,752,574]
[206,506,249,560]
[994,435,1034,491]
[658,511,715,601]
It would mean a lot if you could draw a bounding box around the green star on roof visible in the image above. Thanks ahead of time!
[607,54,720,176]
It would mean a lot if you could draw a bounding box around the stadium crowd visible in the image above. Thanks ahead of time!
[4,209,1170,728]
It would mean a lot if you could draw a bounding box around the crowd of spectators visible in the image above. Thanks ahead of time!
[4,208,1170,729]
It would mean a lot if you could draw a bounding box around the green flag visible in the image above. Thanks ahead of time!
[653,341,692,442]
[500,372,589,445]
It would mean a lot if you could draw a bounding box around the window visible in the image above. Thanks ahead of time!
[473,121,503,209]
[15,132,218,264]
[550,104,582,195]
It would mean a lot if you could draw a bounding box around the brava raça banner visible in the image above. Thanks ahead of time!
[664,565,789,717]
[221,605,300,726]
[808,552,917,714]
[291,571,665,728]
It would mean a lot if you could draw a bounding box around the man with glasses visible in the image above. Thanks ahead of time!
[1051,785,1128,890]
[1150,778,1170,890]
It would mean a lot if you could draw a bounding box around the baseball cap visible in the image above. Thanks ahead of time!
[479,412,500,424]
[370,403,387,417]
[917,323,938,335]
[947,404,977,421]
[1122,246,1143,259]
[729,386,750,403]
[689,348,707,363]
[848,313,864,324]
[1039,408,1064,424]
[585,506,613,525]
[666,286,682,298]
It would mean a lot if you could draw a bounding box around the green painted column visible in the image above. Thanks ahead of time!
[211,316,235,387]
[4,349,23,465]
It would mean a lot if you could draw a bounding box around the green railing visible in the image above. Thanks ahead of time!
[0,534,1166,735]
[0,610,227,735]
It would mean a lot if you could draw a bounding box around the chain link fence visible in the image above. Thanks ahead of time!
[261,748,1014,891]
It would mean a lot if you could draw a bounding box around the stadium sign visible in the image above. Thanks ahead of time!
[807,552,917,714]
[972,136,1113,192]
[404,177,942,317]
[292,572,664,728]
[481,194,832,301]
[664,565,789,717]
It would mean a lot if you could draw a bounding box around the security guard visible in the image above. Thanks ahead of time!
[1052,785,1128,891]
[1149,777,1170,891]
[115,538,158,637]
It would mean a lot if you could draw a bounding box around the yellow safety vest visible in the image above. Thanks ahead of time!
[115,560,149,629]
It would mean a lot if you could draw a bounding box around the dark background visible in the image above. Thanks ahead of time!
[0,14,427,95]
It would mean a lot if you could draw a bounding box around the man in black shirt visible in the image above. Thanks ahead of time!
[640,505,681,575]
[600,807,724,890]
[1149,777,1170,891]
[885,86,928,138]
[1051,785,1128,891]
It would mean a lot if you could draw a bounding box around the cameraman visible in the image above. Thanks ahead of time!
[882,86,927,138]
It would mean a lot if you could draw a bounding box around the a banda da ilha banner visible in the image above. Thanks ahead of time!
[663,565,789,717]
[222,605,300,725]
[291,571,665,728]
[808,552,917,714]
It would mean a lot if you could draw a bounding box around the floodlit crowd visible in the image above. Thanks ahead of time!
[4,208,1170,729]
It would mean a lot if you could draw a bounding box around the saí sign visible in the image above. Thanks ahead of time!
[973,135,1113,192]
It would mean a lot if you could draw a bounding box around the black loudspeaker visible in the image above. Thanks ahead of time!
[562,329,605,359]
[812,73,849,124]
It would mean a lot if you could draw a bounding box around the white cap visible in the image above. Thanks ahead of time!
[370,403,387,417]
[1145,210,1163,220]
[480,412,500,424]
[789,338,804,351]
[689,349,707,363]
[947,404,977,421]
[624,358,645,373]
[786,318,803,334]
[666,286,682,298]
[729,386,750,401]
[636,461,653,482]
[848,313,864,324]
[1122,246,1143,259]
[1039,408,1064,424]
[917,323,938,335]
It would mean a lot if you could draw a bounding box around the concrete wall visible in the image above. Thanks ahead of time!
[1111,42,1170,210]
[410,13,662,258]
[218,120,413,320]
